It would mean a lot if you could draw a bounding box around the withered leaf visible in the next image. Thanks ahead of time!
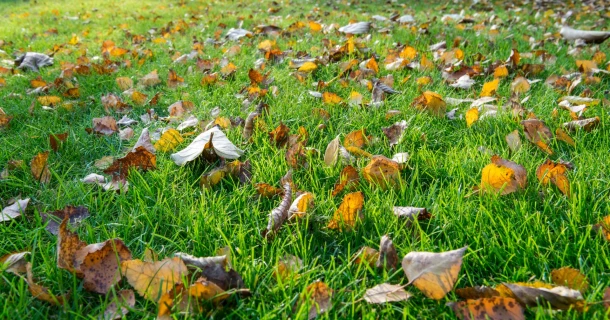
[1,198,29,222]
[377,235,398,270]
[49,132,68,152]
[362,156,402,190]
[288,192,314,220]
[154,129,184,152]
[536,159,572,197]
[92,116,118,136]
[402,246,467,300]
[74,239,132,294]
[140,69,161,87]
[455,286,500,300]
[480,155,527,195]
[26,262,69,306]
[104,146,156,179]
[364,283,411,304]
[448,297,524,320]
[327,191,364,230]
[103,289,135,320]
[563,117,600,132]
[121,257,188,302]
[331,165,359,196]
[41,205,89,235]
[31,151,51,183]
[274,255,303,281]
[551,267,589,293]
[174,252,244,291]
[521,119,553,154]
[172,127,243,165]
[57,216,87,275]
[501,283,583,310]
[1,251,30,275]
[382,120,407,147]
[299,281,332,320]
[263,171,293,237]
[353,247,379,267]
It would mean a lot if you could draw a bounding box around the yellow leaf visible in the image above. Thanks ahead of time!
[298,61,317,73]
[551,267,589,293]
[121,257,188,302]
[116,77,133,90]
[536,159,571,197]
[493,65,509,78]
[322,92,342,104]
[327,191,364,230]
[411,91,446,116]
[480,78,499,97]
[399,46,417,60]
[309,21,322,32]
[480,155,527,195]
[365,57,378,74]
[37,96,61,106]
[131,91,148,106]
[154,129,183,152]
[466,108,479,127]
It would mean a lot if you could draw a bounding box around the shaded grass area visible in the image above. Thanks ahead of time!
[1,0,610,319]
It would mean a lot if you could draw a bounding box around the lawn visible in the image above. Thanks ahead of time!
[1,0,610,319]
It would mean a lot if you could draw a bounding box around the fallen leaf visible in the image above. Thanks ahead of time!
[57,216,87,275]
[563,117,600,132]
[322,92,342,105]
[560,26,610,44]
[171,127,243,165]
[505,130,522,152]
[465,108,479,127]
[49,132,68,152]
[501,283,583,310]
[37,96,61,106]
[448,297,524,320]
[121,257,188,302]
[274,255,303,281]
[364,283,411,304]
[174,252,244,291]
[74,239,132,294]
[382,120,407,147]
[536,159,572,197]
[331,165,359,196]
[157,279,228,319]
[168,69,185,88]
[511,76,531,94]
[555,128,575,146]
[480,155,527,195]
[1,198,29,222]
[133,128,156,154]
[41,205,89,235]
[31,151,51,183]
[154,129,184,152]
[377,235,398,270]
[327,191,364,230]
[92,116,118,136]
[551,267,589,293]
[1,251,30,275]
[298,61,317,73]
[411,91,447,116]
[299,281,332,320]
[104,146,156,179]
[324,136,341,167]
[362,156,402,189]
[116,77,133,90]
[480,78,499,97]
[455,286,500,300]
[140,70,161,87]
[263,171,293,238]
[402,246,467,299]
[353,247,379,267]
[26,262,68,306]
[103,289,135,320]
[288,192,314,219]
[521,119,553,154]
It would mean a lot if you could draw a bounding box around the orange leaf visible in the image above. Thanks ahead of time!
[30,151,51,183]
[536,159,572,197]
[362,156,401,189]
[449,297,524,320]
[103,146,156,179]
[411,91,446,116]
[327,191,364,230]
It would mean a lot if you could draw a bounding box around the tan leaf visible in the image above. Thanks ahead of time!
[555,128,575,146]
[402,246,467,299]
[364,283,411,304]
[327,191,364,230]
[273,255,303,281]
[501,283,584,310]
[121,257,188,302]
[0,251,30,275]
[116,77,133,90]
[505,130,522,152]
[92,116,118,136]
[362,155,402,190]
[103,289,135,320]
[263,171,293,238]
[299,281,332,320]
[168,69,185,88]
[521,119,553,154]
[140,70,161,87]
[26,262,69,306]
[323,136,341,167]
[563,117,600,132]
[376,235,398,270]
[353,246,379,267]
[31,151,51,183]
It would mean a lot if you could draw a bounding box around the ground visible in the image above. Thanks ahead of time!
[1,0,610,319]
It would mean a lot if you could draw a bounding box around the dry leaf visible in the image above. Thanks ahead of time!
[331,165,359,196]
[505,130,522,152]
[448,297,524,320]
[41,205,89,235]
[174,252,244,291]
[274,255,303,281]
[511,76,531,94]
[364,283,411,304]
[15,52,53,72]
[480,155,527,195]
[322,92,342,105]
[536,159,572,197]
[299,281,332,320]
[353,247,379,267]
[74,239,132,294]
[563,117,600,132]
[116,77,133,90]
[92,116,118,136]
[171,127,243,165]
[49,132,68,152]
[140,70,161,87]
[38,96,62,107]
[288,192,314,219]
[362,156,402,190]
[327,191,364,230]
[324,136,341,167]
[121,257,188,301]
[263,171,293,238]
[382,120,407,147]
[560,26,610,44]
[57,216,87,275]
[133,128,156,154]
[1,251,30,275]
[1,198,29,222]
[31,151,51,183]
[154,129,184,152]
[521,119,553,155]
[455,286,500,300]
[298,61,317,73]
[480,78,499,97]
[412,91,447,116]
[555,128,575,146]
[26,262,68,306]
[501,283,583,310]
[551,267,589,293]
[157,279,228,319]
[377,235,398,270]
[402,246,467,299]
[466,108,479,127]
[103,289,135,320]
[104,146,156,179]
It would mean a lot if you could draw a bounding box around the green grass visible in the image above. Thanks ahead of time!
[1,0,610,318]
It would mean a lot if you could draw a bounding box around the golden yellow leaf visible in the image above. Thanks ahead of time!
[399,46,417,60]
[511,76,530,94]
[121,257,188,302]
[536,159,571,197]
[480,78,499,97]
[322,92,342,104]
[309,21,322,32]
[551,267,589,293]
[131,91,148,105]
[343,129,369,148]
[37,96,61,106]
[411,91,446,116]
[353,246,379,267]
[466,108,479,127]
[555,128,575,146]
[362,156,401,189]
[365,57,378,74]
[480,155,527,195]
[298,281,332,319]
[31,151,51,183]
[327,191,364,230]
[154,129,184,152]
[298,61,318,73]
[493,65,509,78]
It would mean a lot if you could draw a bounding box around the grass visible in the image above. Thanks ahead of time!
[1,0,610,318]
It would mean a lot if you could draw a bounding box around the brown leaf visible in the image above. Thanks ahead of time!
[92,116,118,136]
[521,119,553,154]
[536,159,572,197]
[376,235,398,270]
[174,252,244,291]
[299,281,332,320]
[263,171,293,238]
[393,206,431,226]
[41,205,89,235]
[104,146,156,179]
[26,262,69,306]
[448,297,524,320]
[364,283,411,304]
[31,151,51,183]
[269,122,290,147]
[563,117,600,132]
[362,155,402,190]
[168,69,185,88]
[382,120,407,147]
[74,239,132,294]
[121,257,188,302]
[140,70,161,87]
[505,130,522,152]
[352,247,379,267]
[101,93,131,113]
[551,267,589,293]
[103,289,135,320]
[49,132,68,152]
[157,278,235,319]
[1,251,30,275]
[57,216,87,276]
[116,77,133,90]
[331,165,359,196]
[402,246,467,299]
[327,191,364,230]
